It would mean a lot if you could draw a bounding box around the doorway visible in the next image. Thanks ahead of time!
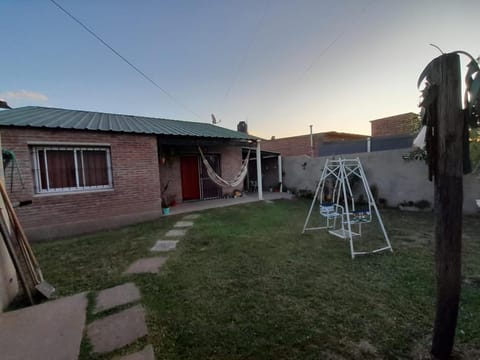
[200,154,222,199]
[180,156,200,200]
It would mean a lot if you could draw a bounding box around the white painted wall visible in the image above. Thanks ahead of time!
[282,149,480,214]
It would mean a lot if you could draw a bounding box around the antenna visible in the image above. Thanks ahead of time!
[211,114,221,124]
[0,99,12,109]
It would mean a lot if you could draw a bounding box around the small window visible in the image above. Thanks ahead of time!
[32,146,113,193]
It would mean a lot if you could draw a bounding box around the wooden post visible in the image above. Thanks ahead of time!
[430,53,464,359]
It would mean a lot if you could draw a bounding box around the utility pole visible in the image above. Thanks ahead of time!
[428,53,463,359]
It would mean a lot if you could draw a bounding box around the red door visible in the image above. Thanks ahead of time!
[181,156,200,200]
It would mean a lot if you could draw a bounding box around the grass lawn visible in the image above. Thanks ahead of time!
[32,199,480,359]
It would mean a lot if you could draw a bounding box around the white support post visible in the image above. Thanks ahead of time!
[256,140,263,200]
[278,155,283,192]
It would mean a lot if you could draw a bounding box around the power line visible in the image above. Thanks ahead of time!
[294,0,377,85]
[222,0,271,107]
[48,0,202,120]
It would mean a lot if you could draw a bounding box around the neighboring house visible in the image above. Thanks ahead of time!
[261,131,368,157]
[370,112,420,137]
[0,106,251,240]
[263,114,420,158]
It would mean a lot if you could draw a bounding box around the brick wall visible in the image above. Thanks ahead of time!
[216,145,243,193]
[1,127,162,240]
[261,134,317,157]
[262,132,367,157]
[370,113,419,137]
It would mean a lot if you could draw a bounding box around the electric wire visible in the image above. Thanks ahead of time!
[48,0,202,121]
[222,0,271,108]
[294,0,376,85]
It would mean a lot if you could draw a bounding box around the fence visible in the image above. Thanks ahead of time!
[282,149,480,214]
[319,134,416,156]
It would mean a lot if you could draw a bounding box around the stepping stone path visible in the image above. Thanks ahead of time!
[118,344,155,360]
[124,256,168,274]
[165,229,187,237]
[104,214,201,358]
[174,220,194,228]
[94,282,141,314]
[124,213,199,274]
[86,283,155,358]
[87,305,147,354]
[151,240,178,252]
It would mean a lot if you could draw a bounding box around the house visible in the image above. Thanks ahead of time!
[261,131,368,157]
[0,106,252,240]
[370,112,420,137]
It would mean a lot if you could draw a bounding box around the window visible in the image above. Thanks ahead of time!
[32,146,112,193]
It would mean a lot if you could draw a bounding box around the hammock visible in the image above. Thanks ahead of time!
[198,147,250,188]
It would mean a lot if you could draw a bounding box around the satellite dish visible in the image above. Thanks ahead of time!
[211,113,221,124]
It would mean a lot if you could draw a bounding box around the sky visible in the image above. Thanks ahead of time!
[1,0,479,138]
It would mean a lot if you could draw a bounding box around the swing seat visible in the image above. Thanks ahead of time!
[320,203,343,218]
[348,210,372,224]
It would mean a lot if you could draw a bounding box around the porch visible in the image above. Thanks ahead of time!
[168,191,293,216]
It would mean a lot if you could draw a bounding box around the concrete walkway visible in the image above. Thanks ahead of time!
[168,192,292,216]
[0,293,88,360]
[0,282,155,360]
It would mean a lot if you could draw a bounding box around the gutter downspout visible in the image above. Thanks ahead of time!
[278,155,283,193]
[309,125,314,157]
[256,140,263,200]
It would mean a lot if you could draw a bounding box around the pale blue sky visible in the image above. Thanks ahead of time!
[1,0,478,138]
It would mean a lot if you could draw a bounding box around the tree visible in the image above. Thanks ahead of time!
[418,50,480,359]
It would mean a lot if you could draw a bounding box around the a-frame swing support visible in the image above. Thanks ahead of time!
[302,158,393,259]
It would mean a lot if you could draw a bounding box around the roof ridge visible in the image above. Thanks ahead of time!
[0,106,250,140]
[13,105,235,128]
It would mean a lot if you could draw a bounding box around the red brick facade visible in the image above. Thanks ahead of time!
[1,127,163,240]
[261,132,367,157]
[370,113,419,137]
[1,127,245,240]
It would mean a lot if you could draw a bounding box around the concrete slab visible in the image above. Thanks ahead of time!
[165,229,187,237]
[169,193,293,216]
[117,344,155,360]
[87,304,148,354]
[150,240,178,252]
[124,257,168,274]
[94,283,141,314]
[182,213,200,220]
[0,292,87,360]
[174,221,194,228]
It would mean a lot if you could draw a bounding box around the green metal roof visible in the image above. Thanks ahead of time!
[0,106,251,140]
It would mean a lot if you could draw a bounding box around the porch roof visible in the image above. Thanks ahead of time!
[0,106,251,140]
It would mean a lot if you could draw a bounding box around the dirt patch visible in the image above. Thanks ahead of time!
[410,335,480,359]
[394,233,432,247]
[338,339,380,359]
[463,275,480,287]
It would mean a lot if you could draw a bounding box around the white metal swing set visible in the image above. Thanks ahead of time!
[302,158,393,259]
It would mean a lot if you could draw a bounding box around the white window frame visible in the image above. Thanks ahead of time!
[32,145,113,194]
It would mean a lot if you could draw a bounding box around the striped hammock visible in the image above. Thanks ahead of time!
[198,147,251,188]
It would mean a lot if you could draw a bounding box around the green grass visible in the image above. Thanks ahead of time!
[32,199,480,359]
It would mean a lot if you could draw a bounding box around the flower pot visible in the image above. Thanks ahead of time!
[162,207,170,215]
